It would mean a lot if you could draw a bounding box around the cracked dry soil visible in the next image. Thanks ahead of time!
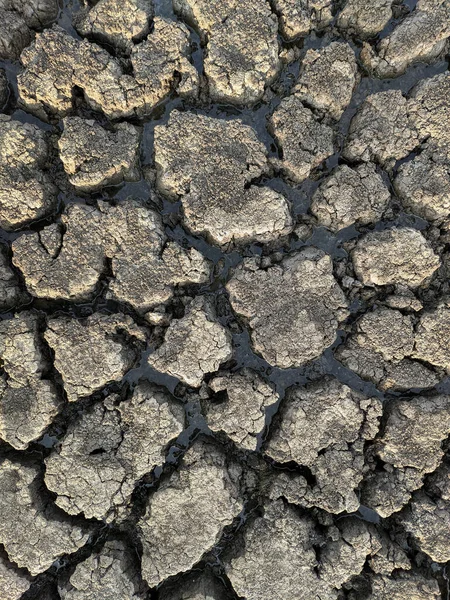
[1,0,450,598]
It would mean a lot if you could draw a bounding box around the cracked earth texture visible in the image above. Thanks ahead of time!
[0,0,450,598]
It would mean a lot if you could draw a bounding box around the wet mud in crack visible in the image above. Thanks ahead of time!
[1,0,450,598]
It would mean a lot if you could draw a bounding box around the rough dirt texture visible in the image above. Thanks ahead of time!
[205,369,279,451]
[269,94,335,182]
[0,0,58,59]
[336,307,439,391]
[394,142,450,223]
[273,0,333,40]
[361,394,450,517]
[0,552,33,600]
[58,539,145,599]
[44,384,184,520]
[409,70,450,148]
[224,499,336,600]
[343,89,421,169]
[0,459,90,576]
[73,0,154,54]
[12,200,210,311]
[44,313,146,401]
[351,227,441,288]
[337,0,394,39]
[148,296,232,387]
[158,569,229,600]
[413,303,450,373]
[17,20,198,120]
[58,117,141,192]
[0,312,59,449]
[0,246,28,310]
[310,163,391,231]
[265,377,382,513]
[139,439,243,587]
[361,0,450,78]
[173,0,280,104]
[154,110,293,245]
[0,115,57,230]
[2,1,450,599]
[294,41,359,120]
[366,572,441,599]
[227,249,348,368]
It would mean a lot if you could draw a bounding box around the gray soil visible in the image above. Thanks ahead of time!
[0,0,450,598]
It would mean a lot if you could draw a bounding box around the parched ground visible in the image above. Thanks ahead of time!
[0,0,450,598]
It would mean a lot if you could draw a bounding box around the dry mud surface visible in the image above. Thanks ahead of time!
[1,0,450,598]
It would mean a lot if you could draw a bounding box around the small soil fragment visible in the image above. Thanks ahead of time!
[408,71,450,149]
[0,0,58,59]
[377,394,450,473]
[0,115,57,230]
[265,377,382,513]
[361,0,450,78]
[310,163,391,231]
[394,142,450,223]
[384,288,424,312]
[362,468,425,521]
[0,312,59,449]
[58,117,140,192]
[174,0,280,104]
[367,529,411,575]
[148,296,232,388]
[413,303,450,373]
[227,249,348,369]
[294,41,359,120]
[12,200,210,311]
[362,394,450,516]
[0,459,90,575]
[44,313,146,402]
[12,204,106,303]
[272,0,333,40]
[0,379,59,451]
[73,0,153,54]
[268,450,369,514]
[265,378,381,465]
[130,17,199,101]
[154,110,293,246]
[0,311,47,387]
[45,384,184,520]
[399,487,450,563]
[366,572,441,599]
[402,463,450,561]
[205,369,279,451]
[319,519,380,589]
[343,90,419,169]
[337,0,394,39]
[351,228,440,288]
[139,438,243,587]
[115,384,185,482]
[269,95,335,183]
[224,500,335,600]
[103,201,210,311]
[59,539,145,599]
[335,308,439,392]
[18,21,197,120]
